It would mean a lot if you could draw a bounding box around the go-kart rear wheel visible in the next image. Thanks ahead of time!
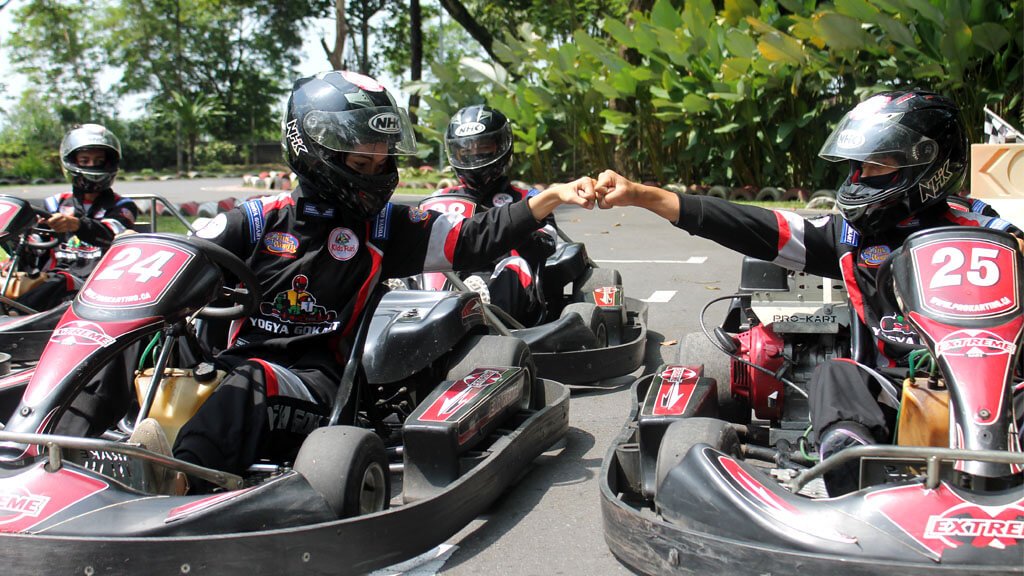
[572,267,622,301]
[559,302,608,348]
[677,332,750,424]
[293,426,390,519]
[447,334,542,410]
[655,417,739,496]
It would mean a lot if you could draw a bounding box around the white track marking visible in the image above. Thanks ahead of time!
[369,544,457,576]
[643,290,676,303]
[593,257,708,264]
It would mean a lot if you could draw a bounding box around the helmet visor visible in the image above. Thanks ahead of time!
[818,112,938,168]
[303,106,418,155]
[445,124,513,170]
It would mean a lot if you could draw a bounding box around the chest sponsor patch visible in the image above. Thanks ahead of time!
[328,227,359,261]
[263,232,299,256]
[407,207,431,223]
[859,245,891,267]
[492,192,514,207]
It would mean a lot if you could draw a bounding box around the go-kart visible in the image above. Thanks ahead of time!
[600,226,1024,575]
[407,191,648,385]
[0,232,569,575]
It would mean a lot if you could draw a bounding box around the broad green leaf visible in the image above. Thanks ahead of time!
[745,16,778,35]
[604,18,637,49]
[709,92,744,102]
[835,0,879,22]
[682,93,713,113]
[876,14,916,47]
[902,0,944,24]
[722,57,752,81]
[492,40,519,66]
[723,0,759,26]
[460,57,508,89]
[757,32,806,65]
[814,12,872,51]
[789,16,826,48]
[939,18,972,81]
[651,86,672,100]
[971,23,1011,54]
[724,28,757,56]
[610,69,638,96]
[714,123,742,134]
[591,78,621,99]
[777,120,796,143]
[651,0,682,30]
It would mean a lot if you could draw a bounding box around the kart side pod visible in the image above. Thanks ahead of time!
[633,364,717,498]
[402,366,527,502]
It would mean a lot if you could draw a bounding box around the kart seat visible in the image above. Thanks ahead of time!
[511,310,599,353]
[542,242,588,300]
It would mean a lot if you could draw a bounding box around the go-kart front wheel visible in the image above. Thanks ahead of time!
[678,332,750,423]
[654,417,739,497]
[294,426,390,519]
[560,302,608,348]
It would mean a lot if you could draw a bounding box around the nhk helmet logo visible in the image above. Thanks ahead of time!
[935,329,1016,358]
[50,321,116,347]
[454,122,486,137]
[369,112,401,134]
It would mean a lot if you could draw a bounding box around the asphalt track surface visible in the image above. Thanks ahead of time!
[2,178,749,575]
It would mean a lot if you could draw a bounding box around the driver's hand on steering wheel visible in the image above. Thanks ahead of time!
[47,212,81,234]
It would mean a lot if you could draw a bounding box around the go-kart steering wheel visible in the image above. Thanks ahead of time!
[874,248,904,314]
[187,237,263,320]
[26,207,59,250]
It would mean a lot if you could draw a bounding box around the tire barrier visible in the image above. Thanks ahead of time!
[727,185,756,201]
[755,186,783,202]
[216,198,237,213]
[706,185,730,199]
[806,189,837,211]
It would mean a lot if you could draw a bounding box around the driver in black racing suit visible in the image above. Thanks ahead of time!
[594,90,1022,495]
[168,71,596,488]
[434,105,557,326]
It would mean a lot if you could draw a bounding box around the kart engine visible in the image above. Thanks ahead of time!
[729,259,851,429]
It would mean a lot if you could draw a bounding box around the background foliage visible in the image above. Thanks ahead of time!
[1,0,1020,191]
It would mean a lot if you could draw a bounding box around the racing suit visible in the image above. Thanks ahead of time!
[669,192,1021,443]
[435,182,556,326]
[16,189,138,311]
[174,184,549,475]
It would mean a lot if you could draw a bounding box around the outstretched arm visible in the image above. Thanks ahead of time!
[527,176,597,221]
[595,170,681,222]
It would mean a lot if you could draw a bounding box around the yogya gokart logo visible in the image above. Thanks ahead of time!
[259,275,338,324]
[49,321,116,347]
[878,313,917,337]
[0,486,49,526]
[935,329,1016,358]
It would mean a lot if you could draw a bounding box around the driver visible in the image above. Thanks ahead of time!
[171,71,596,488]
[15,124,138,311]
[435,105,557,326]
[593,90,1022,495]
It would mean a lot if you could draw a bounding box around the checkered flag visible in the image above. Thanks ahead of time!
[984,107,1024,144]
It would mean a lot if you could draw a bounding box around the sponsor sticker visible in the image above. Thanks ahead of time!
[935,329,1016,358]
[859,244,891,267]
[285,118,308,156]
[407,207,430,223]
[50,321,117,347]
[491,192,514,207]
[836,129,865,149]
[369,112,401,134]
[327,227,359,261]
[263,232,299,256]
[594,286,621,307]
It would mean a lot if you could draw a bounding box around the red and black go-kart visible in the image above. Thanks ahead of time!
[0,232,569,575]
[600,226,1024,575]
[408,191,648,385]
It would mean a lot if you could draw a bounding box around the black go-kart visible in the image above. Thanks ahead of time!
[0,232,569,575]
[601,226,1024,575]
[407,191,648,386]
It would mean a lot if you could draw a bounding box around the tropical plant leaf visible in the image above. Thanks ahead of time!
[814,11,872,51]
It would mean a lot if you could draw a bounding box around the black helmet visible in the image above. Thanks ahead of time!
[282,70,418,219]
[445,105,513,192]
[819,90,968,236]
[60,124,121,193]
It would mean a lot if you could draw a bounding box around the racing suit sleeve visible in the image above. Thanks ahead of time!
[381,200,543,279]
[192,208,256,260]
[75,198,139,248]
[672,192,843,279]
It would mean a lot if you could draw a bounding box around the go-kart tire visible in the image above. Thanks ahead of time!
[677,332,750,424]
[560,302,608,348]
[293,426,390,519]
[655,417,739,495]
[447,334,542,410]
[572,267,622,301]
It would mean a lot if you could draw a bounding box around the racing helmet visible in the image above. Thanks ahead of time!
[818,90,968,236]
[444,105,513,193]
[293,275,308,291]
[60,124,121,193]
[282,71,418,219]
